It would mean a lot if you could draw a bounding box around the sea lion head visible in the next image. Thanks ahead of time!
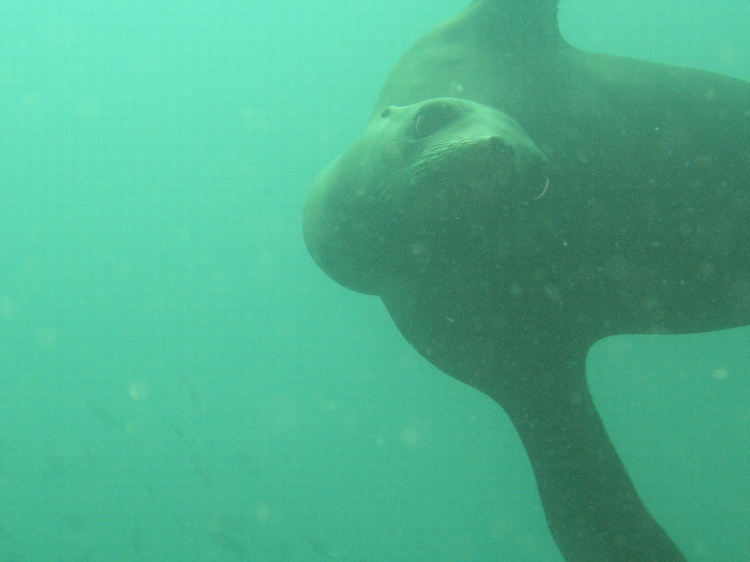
[303,97,548,295]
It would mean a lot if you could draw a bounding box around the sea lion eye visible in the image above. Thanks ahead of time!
[413,103,458,139]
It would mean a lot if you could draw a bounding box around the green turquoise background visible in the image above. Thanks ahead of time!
[0,1,748,560]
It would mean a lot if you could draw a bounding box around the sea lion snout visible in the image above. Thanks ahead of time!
[414,99,548,204]
[303,98,547,295]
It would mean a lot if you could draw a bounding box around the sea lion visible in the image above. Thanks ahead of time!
[303,1,750,560]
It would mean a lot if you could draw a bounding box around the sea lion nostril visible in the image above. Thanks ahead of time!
[488,136,513,159]
[488,136,506,148]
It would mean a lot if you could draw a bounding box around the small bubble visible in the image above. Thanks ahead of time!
[128,381,149,401]
[712,368,729,380]
[253,502,272,524]
[399,427,421,447]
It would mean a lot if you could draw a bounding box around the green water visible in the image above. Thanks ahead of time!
[0,1,748,560]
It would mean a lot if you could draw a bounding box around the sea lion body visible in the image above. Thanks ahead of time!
[303,1,750,560]
[366,0,750,390]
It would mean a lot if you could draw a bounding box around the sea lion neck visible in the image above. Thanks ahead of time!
[467,0,564,52]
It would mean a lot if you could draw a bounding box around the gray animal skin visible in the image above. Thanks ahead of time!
[304,1,750,560]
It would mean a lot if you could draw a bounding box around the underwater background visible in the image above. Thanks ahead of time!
[0,1,748,560]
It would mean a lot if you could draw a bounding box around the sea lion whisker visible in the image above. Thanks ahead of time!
[532,177,549,200]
